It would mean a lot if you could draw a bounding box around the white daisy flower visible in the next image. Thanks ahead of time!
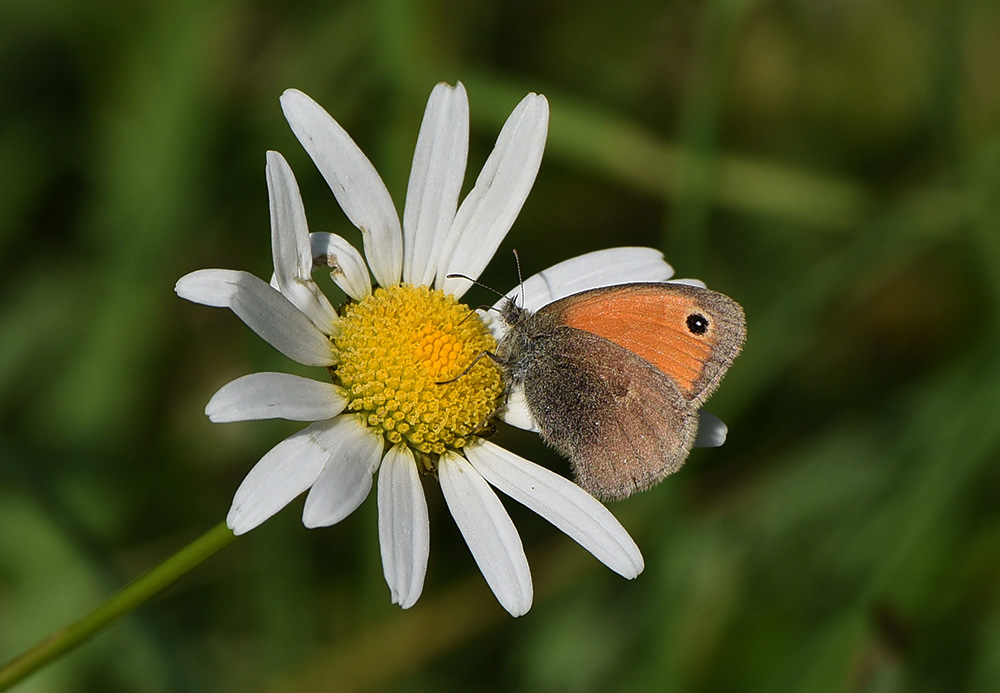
[176,82,687,617]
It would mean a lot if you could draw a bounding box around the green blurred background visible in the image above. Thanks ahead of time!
[3,0,1000,691]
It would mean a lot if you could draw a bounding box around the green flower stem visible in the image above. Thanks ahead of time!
[0,521,236,691]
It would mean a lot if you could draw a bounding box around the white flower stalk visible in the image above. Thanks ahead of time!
[177,82,711,616]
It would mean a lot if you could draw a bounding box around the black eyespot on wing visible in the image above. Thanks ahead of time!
[686,313,709,335]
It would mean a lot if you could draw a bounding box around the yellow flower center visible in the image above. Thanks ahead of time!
[332,284,503,461]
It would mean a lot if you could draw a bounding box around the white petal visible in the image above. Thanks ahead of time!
[310,232,372,301]
[439,94,549,298]
[466,440,644,579]
[281,89,402,287]
[498,383,539,432]
[301,416,384,528]
[402,82,469,287]
[206,372,348,422]
[176,269,335,367]
[694,410,728,448]
[492,247,676,327]
[377,444,430,609]
[669,277,707,289]
[438,451,533,617]
[226,420,334,535]
[266,151,338,333]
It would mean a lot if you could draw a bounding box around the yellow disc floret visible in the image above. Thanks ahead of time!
[332,284,503,460]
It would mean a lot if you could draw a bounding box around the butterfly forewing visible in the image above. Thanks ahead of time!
[548,283,746,405]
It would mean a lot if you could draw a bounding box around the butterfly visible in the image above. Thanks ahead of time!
[496,282,745,501]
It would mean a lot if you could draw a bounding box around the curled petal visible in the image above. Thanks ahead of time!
[465,440,644,579]
[310,232,372,301]
[206,372,347,423]
[498,384,539,432]
[378,445,430,609]
[281,89,402,287]
[175,269,335,367]
[266,151,338,333]
[669,277,707,289]
[439,93,549,298]
[301,416,384,528]
[403,82,469,287]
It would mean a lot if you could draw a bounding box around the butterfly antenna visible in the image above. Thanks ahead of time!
[512,249,525,307]
[444,272,505,300]
[443,272,507,324]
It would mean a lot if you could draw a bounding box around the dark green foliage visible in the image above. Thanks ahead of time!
[2,0,999,690]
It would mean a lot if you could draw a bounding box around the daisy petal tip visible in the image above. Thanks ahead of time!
[279,87,309,107]
[505,592,533,618]
[432,80,460,95]
[227,495,278,536]
[300,509,324,530]
[173,271,205,299]
[694,411,728,448]
[226,509,255,537]
[173,269,246,308]
[396,589,423,610]
[623,552,645,580]
[301,489,365,528]
[279,89,329,134]
[524,92,550,121]
[490,567,534,618]
[608,538,644,580]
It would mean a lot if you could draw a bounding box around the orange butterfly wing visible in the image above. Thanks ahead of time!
[550,283,746,405]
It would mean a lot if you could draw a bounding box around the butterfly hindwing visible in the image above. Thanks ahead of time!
[521,325,700,501]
